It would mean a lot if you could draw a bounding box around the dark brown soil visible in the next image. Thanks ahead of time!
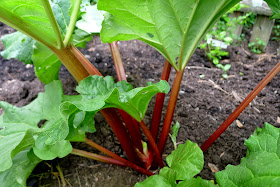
[0,22,280,187]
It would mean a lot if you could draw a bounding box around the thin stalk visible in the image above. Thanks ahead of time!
[41,0,64,49]
[101,108,142,164]
[71,148,126,166]
[118,110,143,151]
[157,70,184,155]
[150,60,172,141]
[109,42,143,153]
[139,121,164,168]
[64,0,82,46]
[109,42,127,81]
[85,138,154,176]
[201,62,280,152]
[56,165,66,187]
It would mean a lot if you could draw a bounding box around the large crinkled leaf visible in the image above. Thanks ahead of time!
[62,75,170,122]
[215,123,280,186]
[0,149,42,187]
[98,0,241,70]
[32,42,61,84]
[0,32,36,64]
[0,81,74,164]
[177,177,216,187]
[0,0,59,47]
[166,140,204,180]
[264,0,280,19]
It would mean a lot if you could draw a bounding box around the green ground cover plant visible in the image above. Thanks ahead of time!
[135,123,280,186]
[0,0,279,186]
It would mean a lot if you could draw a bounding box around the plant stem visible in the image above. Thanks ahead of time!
[71,148,126,166]
[56,165,66,187]
[64,0,82,46]
[51,46,90,82]
[201,61,280,152]
[109,42,127,81]
[85,138,154,176]
[150,60,172,141]
[71,45,102,76]
[157,70,184,155]
[100,108,142,164]
[41,0,64,49]
[139,121,164,168]
[109,41,143,153]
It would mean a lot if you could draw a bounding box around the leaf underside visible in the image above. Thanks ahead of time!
[98,0,241,70]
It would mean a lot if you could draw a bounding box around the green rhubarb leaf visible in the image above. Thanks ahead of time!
[33,140,72,160]
[0,149,42,187]
[177,177,216,187]
[0,32,36,64]
[73,3,105,47]
[0,129,35,172]
[68,75,170,121]
[135,175,172,187]
[32,42,61,84]
[76,4,105,34]
[50,0,71,37]
[98,0,241,70]
[215,123,280,186]
[0,0,59,47]
[166,140,204,181]
[159,167,177,187]
[264,0,280,19]
[0,81,75,162]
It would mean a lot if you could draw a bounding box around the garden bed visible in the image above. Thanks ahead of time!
[0,22,279,186]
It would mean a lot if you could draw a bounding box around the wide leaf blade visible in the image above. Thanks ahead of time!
[215,123,280,186]
[99,0,241,70]
[0,149,42,187]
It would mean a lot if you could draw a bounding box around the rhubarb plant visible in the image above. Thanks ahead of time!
[0,0,280,186]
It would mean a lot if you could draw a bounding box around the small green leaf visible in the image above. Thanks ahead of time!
[76,4,105,34]
[169,121,180,150]
[1,31,36,64]
[32,42,61,84]
[0,149,42,187]
[166,140,204,180]
[135,175,172,187]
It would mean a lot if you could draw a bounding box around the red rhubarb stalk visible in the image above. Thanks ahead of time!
[85,138,154,176]
[139,121,164,168]
[150,60,172,141]
[157,70,184,155]
[71,148,126,166]
[109,41,143,152]
[201,62,280,152]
